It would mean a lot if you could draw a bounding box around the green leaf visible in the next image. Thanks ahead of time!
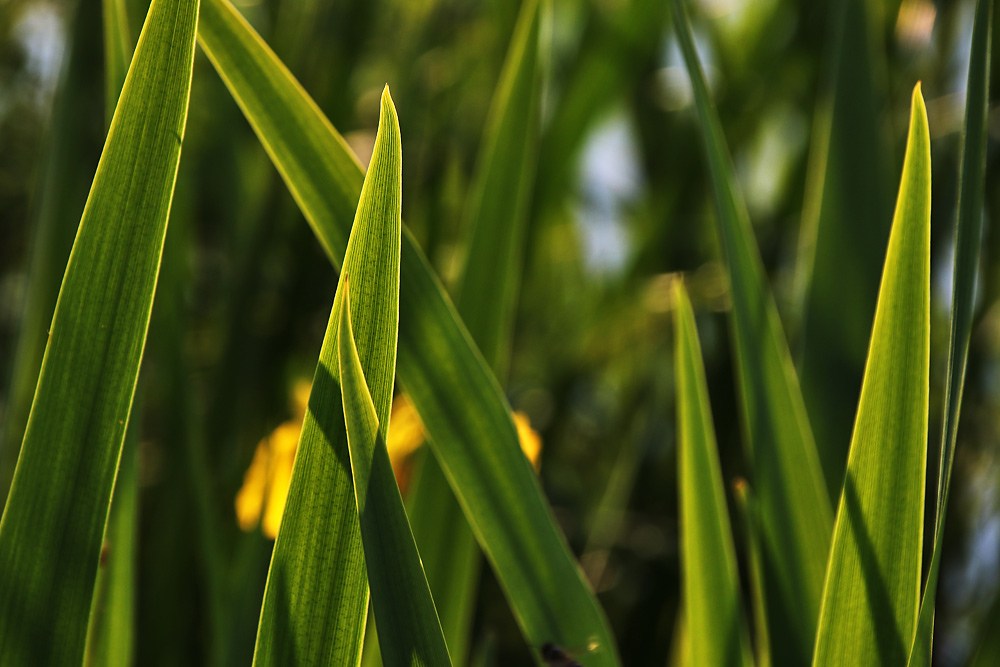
[82,8,140,665]
[795,0,891,497]
[0,6,105,502]
[389,452,480,667]
[908,2,993,663]
[813,84,931,666]
[338,284,453,667]
[673,281,753,667]
[734,481,770,667]
[253,86,402,666]
[0,0,199,663]
[84,410,140,667]
[197,1,619,661]
[456,0,544,376]
[103,0,132,127]
[669,1,832,660]
[399,2,547,664]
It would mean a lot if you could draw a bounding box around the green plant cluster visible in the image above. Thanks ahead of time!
[0,0,998,665]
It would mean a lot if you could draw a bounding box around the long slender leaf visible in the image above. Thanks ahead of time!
[908,2,993,663]
[795,0,891,496]
[813,84,931,666]
[734,481,770,667]
[103,0,132,127]
[0,4,104,502]
[387,450,480,667]
[673,281,753,667]
[339,283,453,667]
[84,410,140,667]
[83,8,140,664]
[0,0,199,663]
[398,1,546,664]
[253,86,402,666]
[669,1,832,661]
[197,1,619,661]
[456,0,543,375]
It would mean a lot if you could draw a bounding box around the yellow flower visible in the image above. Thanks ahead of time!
[235,384,542,539]
[234,379,310,540]
[386,396,542,492]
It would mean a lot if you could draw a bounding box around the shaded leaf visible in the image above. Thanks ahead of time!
[795,0,892,496]
[908,1,993,663]
[339,284,452,667]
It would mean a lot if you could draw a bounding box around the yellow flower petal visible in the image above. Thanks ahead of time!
[387,395,427,469]
[262,440,296,539]
[234,437,271,531]
[236,388,544,539]
[513,411,542,471]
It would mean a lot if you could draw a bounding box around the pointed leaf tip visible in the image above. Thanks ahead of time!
[381,85,396,117]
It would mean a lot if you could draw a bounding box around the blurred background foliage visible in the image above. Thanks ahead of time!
[1,0,999,664]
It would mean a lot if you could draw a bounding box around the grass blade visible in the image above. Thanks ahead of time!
[907,2,993,663]
[734,481,770,667]
[197,1,619,661]
[83,7,140,664]
[456,0,544,375]
[103,0,132,127]
[0,6,104,501]
[0,0,199,662]
[669,1,832,660]
[253,87,402,666]
[813,84,931,666]
[401,1,547,663]
[84,410,140,667]
[339,284,453,667]
[673,281,753,667]
[795,0,891,496]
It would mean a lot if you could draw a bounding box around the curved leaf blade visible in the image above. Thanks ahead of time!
[813,84,931,667]
[252,87,402,666]
[103,0,132,127]
[674,282,753,667]
[339,286,452,667]
[669,1,832,660]
[0,0,200,662]
[734,481,770,667]
[197,1,619,661]
[84,414,140,667]
[908,2,993,663]
[456,0,544,376]
[795,0,891,495]
[400,2,547,664]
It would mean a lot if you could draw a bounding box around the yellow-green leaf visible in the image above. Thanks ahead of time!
[253,87,402,666]
[339,285,452,667]
[103,0,132,127]
[398,1,547,664]
[734,481,770,667]
[813,84,931,666]
[674,281,753,667]
[0,0,199,662]
[669,1,832,660]
[908,2,992,664]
